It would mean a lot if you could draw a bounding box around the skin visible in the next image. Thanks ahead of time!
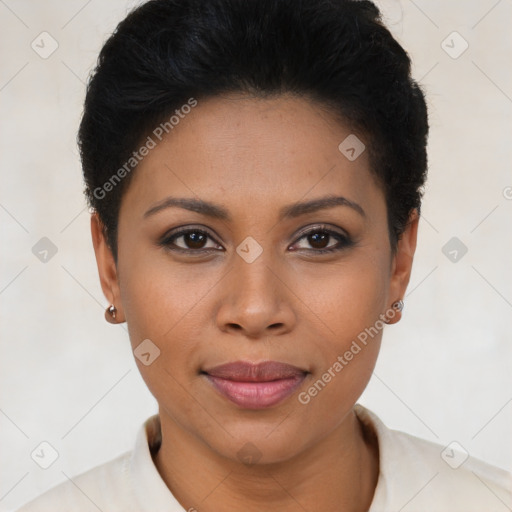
[91,93,418,512]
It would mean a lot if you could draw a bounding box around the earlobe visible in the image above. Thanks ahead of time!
[90,213,125,323]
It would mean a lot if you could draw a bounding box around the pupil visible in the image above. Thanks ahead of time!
[186,232,206,249]
[308,232,328,249]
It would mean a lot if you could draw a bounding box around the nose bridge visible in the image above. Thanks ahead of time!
[216,244,294,336]
[231,247,279,310]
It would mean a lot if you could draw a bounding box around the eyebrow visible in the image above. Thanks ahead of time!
[143,195,366,221]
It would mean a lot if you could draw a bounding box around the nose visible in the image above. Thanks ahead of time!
[215,255,296,339]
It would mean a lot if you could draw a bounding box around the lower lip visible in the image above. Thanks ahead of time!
[205,374,306,409]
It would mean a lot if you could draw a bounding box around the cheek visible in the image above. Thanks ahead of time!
[117,251,213,416]
[296,247,390,353]
[116,242,232,404]
[292,247,389,413]
[118,245,222,345]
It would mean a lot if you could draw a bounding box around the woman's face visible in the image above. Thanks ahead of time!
[93,93,417,464]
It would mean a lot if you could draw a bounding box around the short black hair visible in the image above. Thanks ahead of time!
[79,0,429,261]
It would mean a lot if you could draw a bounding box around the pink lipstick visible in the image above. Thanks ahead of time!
[203,361,307,409]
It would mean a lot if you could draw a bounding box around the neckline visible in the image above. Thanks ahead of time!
[140,404,386,511]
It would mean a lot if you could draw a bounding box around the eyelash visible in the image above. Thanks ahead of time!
[159,225,352,255]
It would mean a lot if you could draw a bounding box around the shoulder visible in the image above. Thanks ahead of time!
[16,414,179,512]
[355,404,512,512]
[16,451,135,512]
[385,428,512,509]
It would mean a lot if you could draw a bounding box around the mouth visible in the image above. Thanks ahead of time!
[201,361,308,409]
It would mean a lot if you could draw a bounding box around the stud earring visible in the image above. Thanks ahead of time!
[105,304,117,324]
[392,299,404,312]
[384,299,404,324]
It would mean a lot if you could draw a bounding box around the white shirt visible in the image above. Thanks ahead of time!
[17,404,512,511]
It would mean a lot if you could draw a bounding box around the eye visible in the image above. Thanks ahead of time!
[290,225,352,254]
[159,227,224,253]
[159,225,351,255]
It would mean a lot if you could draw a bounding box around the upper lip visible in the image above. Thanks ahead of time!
[203,361,307,382]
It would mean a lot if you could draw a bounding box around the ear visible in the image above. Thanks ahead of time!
[386,209,419,324]
[90,212,125,322]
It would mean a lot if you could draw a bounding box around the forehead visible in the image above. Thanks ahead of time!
[120,93,384,220]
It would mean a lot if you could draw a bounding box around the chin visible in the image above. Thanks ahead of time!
[204,418,315,466]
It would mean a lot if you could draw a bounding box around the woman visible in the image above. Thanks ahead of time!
[18,0,511,510]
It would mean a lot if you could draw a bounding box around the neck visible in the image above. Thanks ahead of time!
[153,408,379,512]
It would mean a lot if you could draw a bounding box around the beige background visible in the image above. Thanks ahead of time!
[1,0,511,510]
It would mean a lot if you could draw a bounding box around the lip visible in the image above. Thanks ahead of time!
[202,361,308,409]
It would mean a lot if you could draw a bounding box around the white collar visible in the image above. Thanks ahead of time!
[128,414,185,511]
[126,405,512,510]
[127,404,388,510]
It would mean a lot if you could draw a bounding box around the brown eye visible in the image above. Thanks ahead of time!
[307,231,330,249]
[291,226,352,254]
[160,228,223,252]
[182,231,208,249]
